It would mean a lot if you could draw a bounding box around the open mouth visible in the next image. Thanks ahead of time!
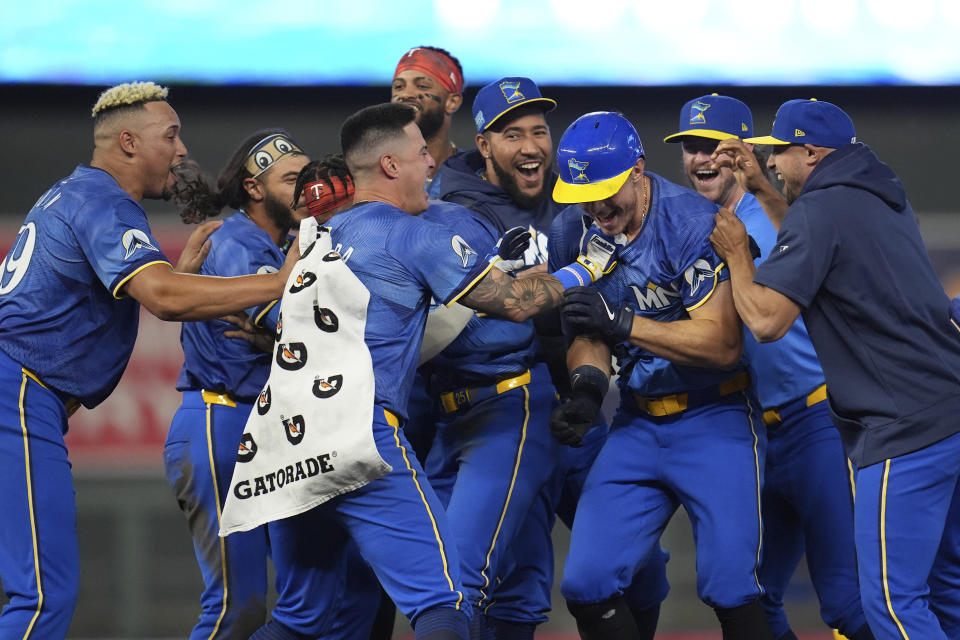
[694,168,719,184]
[516,161,542,182]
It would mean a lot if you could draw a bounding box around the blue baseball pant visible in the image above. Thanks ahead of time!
[562,393,766,609]
[0,351,78,639]
[759,400,869,638]
[854,429,960,639]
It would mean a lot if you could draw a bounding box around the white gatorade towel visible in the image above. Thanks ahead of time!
[220,218,391,535]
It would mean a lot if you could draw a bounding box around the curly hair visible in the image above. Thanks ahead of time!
[91,81,168,117]
[171,128,293,224]
[292,154,352,206]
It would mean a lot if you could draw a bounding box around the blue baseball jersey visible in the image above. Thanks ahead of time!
[0,165,170,407]
[550,172,745,396]
[425,149,560,388]
[735,194,824,408]
[324,201,492,419]
[754,142,960,467]
[177,212,289,400]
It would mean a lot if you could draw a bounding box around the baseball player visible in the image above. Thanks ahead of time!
[548,111,772,640]
[165,134,382,639]
[247,102,620,640]
[0,82,299,639]
[392,46,464,181]
[664,94,874,640]
[710,98,960,639]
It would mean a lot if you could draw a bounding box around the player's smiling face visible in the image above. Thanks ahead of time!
[768,144,809,205]
[261,154,311,227]
[396,121,435,214]
[478,112,552,209]
[680,136,739,208]
[392,71,449,140]
[581,168,644,238]
[135,101,188,200]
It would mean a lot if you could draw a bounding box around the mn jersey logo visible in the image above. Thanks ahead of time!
[276,343,307,370]
[237,433,258,463]
[690,101,711,124]
[499,80,524,103]
[568,158,590,183]
[282,414,306,445]
[314,303,339,332]
[630,282,682,311]
[289,271,317,293]
[121,229,159,260]
[312,375,343,399]
[684,259,716,296]
[451,235,478,268]
[257,386,272,415]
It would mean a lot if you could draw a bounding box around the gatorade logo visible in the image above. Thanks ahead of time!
[276,343,308,370]
[312,375,343,399]
[257,386,272,415]
[237,433,258,463]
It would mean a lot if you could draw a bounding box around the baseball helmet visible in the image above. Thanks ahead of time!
[553,111,644,204]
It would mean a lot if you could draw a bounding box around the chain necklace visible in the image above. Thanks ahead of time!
[634,175,650,237]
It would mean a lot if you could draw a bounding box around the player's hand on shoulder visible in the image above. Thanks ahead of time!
[489,225,532,274]
[175,220,222,273]
[561,286,634,343]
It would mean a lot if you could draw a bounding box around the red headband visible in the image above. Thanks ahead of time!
[394,47,463,95]
[304,175,355,219]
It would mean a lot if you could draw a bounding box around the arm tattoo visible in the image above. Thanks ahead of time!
[461,267,564,322]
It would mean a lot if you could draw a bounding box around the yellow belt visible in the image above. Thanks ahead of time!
[633,371,751,417]
[762,383,828,426]
[439,370,532,414]
[201,389,237,408]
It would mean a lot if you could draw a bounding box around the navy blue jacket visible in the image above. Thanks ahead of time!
[755,143,960,467]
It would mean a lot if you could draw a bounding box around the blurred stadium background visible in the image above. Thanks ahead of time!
[2,1,959,637]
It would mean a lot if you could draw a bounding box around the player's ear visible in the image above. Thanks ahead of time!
[243,177,264,201]
[380,153,400,179]
[630,157,646,179]
[475,133,491,160]
[118,129,137,155]
[445,92,463,116]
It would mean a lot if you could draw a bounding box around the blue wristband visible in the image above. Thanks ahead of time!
[551,262,593,290]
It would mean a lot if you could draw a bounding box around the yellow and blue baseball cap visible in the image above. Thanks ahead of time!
[744,99,856,148]
[663,93,753,143]
[472,77,557,133]
[553,111,644,204]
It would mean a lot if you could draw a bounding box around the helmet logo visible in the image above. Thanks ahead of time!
[690,101,711,124]
[568,158,590,183]
[499,80,524,104]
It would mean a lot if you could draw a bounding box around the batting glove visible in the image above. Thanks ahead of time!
[487,225,531,273]
[561,286,635,343]
[550,365,607,447]
[552,226,626,289]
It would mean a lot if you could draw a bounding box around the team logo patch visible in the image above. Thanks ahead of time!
[256,265,278,275]
[690,100,711,125]
[568,158,590,183]
[684,259,716,296]
[322,250,342,262]
[257,386,272,415]
[313,303,339,332]
[289,270,317,293]
[794,129,806,137]
[237,433,258,463]
[276,342,307,370]
[451,235,477,269]
[474,110,486,131]
[282,414,306,445]
[499,80,524,104]
[312,375,343,399]
[121,229,159,260]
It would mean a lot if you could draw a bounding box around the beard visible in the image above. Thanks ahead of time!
[489,154,549,210]
[264,191,297,230]
[416,104,445,141]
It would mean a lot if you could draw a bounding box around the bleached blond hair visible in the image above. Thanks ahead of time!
[91,81,169,118]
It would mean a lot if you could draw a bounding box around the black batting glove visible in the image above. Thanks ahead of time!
[561,286,634,343]
[550,365,608,447]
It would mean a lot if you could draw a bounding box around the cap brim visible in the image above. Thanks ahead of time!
[482,97,558,131]
[663,129,741,143]
[552,166,633,204]
[742,135,790,145]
